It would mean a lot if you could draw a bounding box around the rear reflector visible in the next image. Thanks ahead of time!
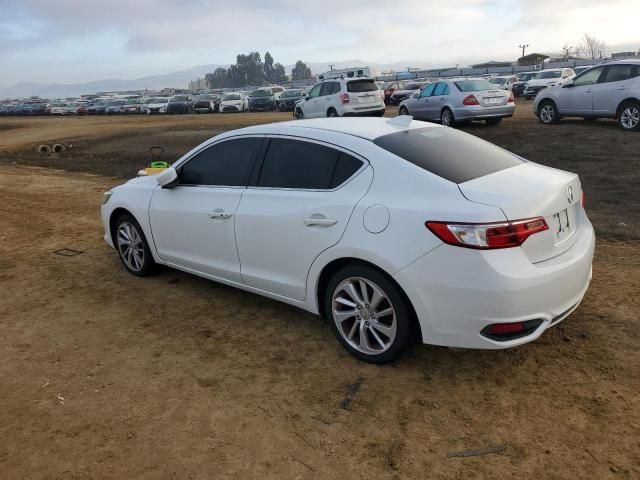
[481,319,543,341]
[425,217,548,249]
[463,95,479,106]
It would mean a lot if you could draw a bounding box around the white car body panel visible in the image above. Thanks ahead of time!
[101,118,595,350]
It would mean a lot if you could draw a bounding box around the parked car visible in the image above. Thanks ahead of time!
[141,97,169,114]
[105,99,127,115]
[523,68,575,99]
[87,101,108,115]
[533,60,640,131]
[193,94,218,114]
[382,81,401,104]
[220,92,249,112]
[511,72,538,97]
[101,117,594,363]
[248,89,275,112]
[487,75,518,91]
[269,86,285,100]
[388,82,425,105]
[399,78,515,126]
[50,102,74,115]
[167,95,192,114]
[77,102,90,115]
[572,66,591,76]
[276,89,304,111]
[294,77,385,118]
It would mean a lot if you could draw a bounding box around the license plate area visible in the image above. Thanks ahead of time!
[551,206,576,243]
[483,97,503,106]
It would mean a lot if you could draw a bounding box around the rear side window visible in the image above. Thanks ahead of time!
[179,137,262,186]
[320,82,340,96]
[347,80,378,93]
[603,64,639,83]
[258,139,363,189]
[433,83,449,96]
[373,127,524,184]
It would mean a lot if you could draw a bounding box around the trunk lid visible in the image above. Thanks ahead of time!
[473,89,510,106]
[459,162,583,263]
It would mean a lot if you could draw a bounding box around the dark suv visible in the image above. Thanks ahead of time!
[248,89,275,112]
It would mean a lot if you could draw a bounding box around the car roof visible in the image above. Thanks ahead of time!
[229,117,440,141]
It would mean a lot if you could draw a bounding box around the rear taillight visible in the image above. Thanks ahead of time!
[463,95,479,106]
[581,191,585,208]
[508,92,515,103]
[340,93,350,104]
[425,217,548,249]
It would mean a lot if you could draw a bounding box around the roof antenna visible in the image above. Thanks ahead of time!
[387,115,413,127]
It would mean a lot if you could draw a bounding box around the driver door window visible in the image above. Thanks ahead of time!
[419,84,436,98]
[572,67,605,87]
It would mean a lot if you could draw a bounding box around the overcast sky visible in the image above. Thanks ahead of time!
[1,0,639,86]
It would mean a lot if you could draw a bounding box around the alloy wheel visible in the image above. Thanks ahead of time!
[540,104,555,123]
[441,109,452,126]
[332,277,397,355]
[117,222,145,272]
[620,106,639,130]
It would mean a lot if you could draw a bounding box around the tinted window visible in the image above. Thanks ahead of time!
[433,83,447,96]
[347,79,378,92]
[419,84,435,97]
[603,64,638,83]
[308,84,321,98]
[258,139,362,189]
[180,137,262,186]
[573,67,604,87]
[373,127,524,184]
[320,82,339,96]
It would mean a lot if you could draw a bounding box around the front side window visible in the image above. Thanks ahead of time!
[572,67,605,87]
[179,137,262,186]
[602,64,638,83]
[307,84,321,98]
[320,82,339,96]
[419,84,436,97]
[258,139,362,189]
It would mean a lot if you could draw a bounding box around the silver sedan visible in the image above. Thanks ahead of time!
[398,78,515,126]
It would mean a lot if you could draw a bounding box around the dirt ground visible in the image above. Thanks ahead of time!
[0,105,639,479]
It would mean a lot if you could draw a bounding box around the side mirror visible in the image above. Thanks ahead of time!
[156,167,179,188]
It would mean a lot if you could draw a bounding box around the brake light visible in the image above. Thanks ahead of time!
[463,95,479,106]
[425,217,548,249]
[340,93,350,104]
[508,92,515,103]
[581,191,585,208]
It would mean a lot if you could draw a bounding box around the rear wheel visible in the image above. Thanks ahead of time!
[114,213,156,277]
[485,118,502,126]
[538,100,559,125]
[440,108,454,127]
[327,108,338,118]
[617,101,640,131]
[325,265,414,364]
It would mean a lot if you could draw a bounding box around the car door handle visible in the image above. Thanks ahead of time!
[617,87,627,91]
[303,217,338,227]
[585,89,593,93]
[209,209,233,219]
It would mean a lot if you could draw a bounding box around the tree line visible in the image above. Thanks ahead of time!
[205,52,313,89]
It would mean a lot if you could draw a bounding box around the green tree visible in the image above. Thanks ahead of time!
[205,67,229,89]
[272,63,288,83]
[264,52,275,83]
[291,60,312,81]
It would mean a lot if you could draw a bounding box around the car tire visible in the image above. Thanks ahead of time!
[324,264,415,364]
[113,213,156,277]
[538,100,559,125]
[399,106,409,116]
[485,118,502,126]
[440,108,455,127]
[327,108,338,118]
[617,100,640,131]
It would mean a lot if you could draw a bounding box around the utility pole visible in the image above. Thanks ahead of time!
[328,64,334,71]
[518,44,529,58]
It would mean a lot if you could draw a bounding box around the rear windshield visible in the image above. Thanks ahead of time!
[347,79,378,93]
[535,71,561,79]
[454,80,496,92]
[373,127,524,184]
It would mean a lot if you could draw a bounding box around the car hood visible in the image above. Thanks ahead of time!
[392,89,416,96]
[527,78,563,87]
[147,103,167,108]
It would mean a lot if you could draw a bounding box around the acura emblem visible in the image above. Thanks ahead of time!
[567,186,574,204]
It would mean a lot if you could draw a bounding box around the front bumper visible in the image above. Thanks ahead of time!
[453,104,515,121]
[221,105,240,112]
[394,216,595,349]
[249,103,273,111]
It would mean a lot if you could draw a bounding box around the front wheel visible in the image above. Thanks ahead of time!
[114,213,156,277]
[399,106,409,116]
[538,100,559,125]
[325,265,414,364]
[618,101,640,131]
[294,107,304,120]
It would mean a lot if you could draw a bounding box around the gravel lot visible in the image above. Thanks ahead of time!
[0,105,638,479]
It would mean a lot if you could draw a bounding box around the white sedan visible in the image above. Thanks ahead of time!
[101,117,595,363]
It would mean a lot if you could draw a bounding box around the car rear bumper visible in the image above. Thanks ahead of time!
[394,216,595,349]
[453,104,515,121]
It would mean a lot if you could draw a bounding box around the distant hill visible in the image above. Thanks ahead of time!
[0,59,429,99]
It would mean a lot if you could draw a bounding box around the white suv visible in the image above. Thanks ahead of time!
[295,77,385,119]
[523,68,575,99]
